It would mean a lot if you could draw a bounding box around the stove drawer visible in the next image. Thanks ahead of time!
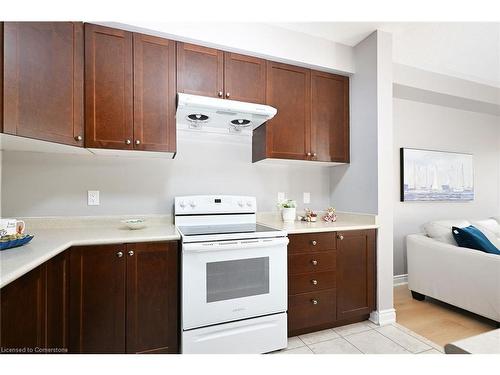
[288,232,336,253]
[288,289,336,333]
[288,251,336,274]
[289,270,336,294]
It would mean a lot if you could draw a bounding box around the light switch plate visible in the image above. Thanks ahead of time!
[277,192,286,203]
[87,190,100,206]
[303,192,311,204]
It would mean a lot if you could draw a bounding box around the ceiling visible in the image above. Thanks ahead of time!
[272,22,500,87]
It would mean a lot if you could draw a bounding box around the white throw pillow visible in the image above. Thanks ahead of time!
[471,219,500,248]
[423,220,471,245]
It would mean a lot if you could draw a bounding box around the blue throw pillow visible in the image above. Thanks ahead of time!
[452,225,500,255]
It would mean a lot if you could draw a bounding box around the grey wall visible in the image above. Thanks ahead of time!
[393,98,500,276]
[1,133,332,217]
[330,32,379,215]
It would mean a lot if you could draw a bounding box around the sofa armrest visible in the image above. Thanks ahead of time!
[407,234,500,322]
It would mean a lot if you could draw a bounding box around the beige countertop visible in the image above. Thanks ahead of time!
[0,216,179,288]
[1,211,378,288]
[257,211,378,234]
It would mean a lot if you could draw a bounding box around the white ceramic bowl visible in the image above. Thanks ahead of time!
[122,218,147,230]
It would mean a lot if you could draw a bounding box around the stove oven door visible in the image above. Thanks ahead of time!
[182,237,288,330]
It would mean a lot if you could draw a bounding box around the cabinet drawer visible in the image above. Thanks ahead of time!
[288,251,336,274]
[289,270,336,294]
[288,289,336,333]
[288,232,336,253]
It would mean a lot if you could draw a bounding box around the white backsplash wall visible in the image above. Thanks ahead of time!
[1,133,331,217]
[393,98,500,276]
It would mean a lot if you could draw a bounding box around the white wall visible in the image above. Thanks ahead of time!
[330,33,379,215]
[1,135,331,217]
[393,98,500,276]
[330,31,395,324]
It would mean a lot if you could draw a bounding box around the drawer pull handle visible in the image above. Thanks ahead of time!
[311,299,318,305]
[311,279,318,285]
[116,251,123,258]
[311,260,318,266]
[337,234,344,240]
[311,240,317,246]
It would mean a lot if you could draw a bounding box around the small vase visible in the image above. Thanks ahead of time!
[282,207,296,223]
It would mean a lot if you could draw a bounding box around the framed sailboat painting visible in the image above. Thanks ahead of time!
[400,148,474,202]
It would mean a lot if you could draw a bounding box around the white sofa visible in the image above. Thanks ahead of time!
[407,217,500,323]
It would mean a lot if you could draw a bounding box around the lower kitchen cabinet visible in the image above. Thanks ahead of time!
[0,251,69,353]
[287,229,376,336]
[69,241,178,354]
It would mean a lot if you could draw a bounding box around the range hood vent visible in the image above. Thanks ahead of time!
[176,93,277,136]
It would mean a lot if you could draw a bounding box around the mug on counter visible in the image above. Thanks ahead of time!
[0,219,26,237]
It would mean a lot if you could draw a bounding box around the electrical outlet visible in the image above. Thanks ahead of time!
[87,190,100,206]
[303,192,311,204]
[277,192,285,202]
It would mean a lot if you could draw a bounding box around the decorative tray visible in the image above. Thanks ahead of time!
[0,234,34,251]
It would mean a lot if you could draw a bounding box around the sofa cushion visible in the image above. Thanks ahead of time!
[423,220,471,245]
[471,219,500,248]
[452,225,500,255]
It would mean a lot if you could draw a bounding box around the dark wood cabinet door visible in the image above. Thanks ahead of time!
[177,42,223,98]
[311,71,349,162]
[69,244,127,353]
[126,242,178,354]
[45,251,70,351]
[133,33,176,153]
[224,52,266,103]
[265,61,311,160]
[84,24,133,150]
[0,266,45,351]
[3,22,84,146]
[336,230,376,320]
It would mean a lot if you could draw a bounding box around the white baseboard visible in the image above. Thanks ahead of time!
[370,309,397,326]
[393,274,408,286]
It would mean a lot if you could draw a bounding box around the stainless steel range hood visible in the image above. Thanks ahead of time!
[176,93,277,136]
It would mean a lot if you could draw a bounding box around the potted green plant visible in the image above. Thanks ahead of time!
[277,199,297,223]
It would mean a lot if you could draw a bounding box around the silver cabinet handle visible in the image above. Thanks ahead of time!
[311,260,318,266]
[116,251,123,258]
[311,279,318,285]
[306,152,312,157]
[313,153,317,158]
[125,139,131,145]
[337,234,344,240]
[75,135,82,142]
[128,250,134,257]
[226,92,230,98]
[135,140,141,145]
[311,240,317,246]
[218,91,223,98]
[311,299,318,305]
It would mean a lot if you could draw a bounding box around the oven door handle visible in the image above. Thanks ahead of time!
[182,237,289,253]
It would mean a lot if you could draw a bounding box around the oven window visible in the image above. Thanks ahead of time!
[206,257,270,303]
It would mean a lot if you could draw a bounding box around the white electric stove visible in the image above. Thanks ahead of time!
[175,195,288,354]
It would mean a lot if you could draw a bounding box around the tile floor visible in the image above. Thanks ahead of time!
[276,321,445,354]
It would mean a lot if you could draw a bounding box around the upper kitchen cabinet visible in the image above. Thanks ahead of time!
[85,24,176,154]
[133,33,176,152]
[254,61,311,161]
[2,22,84,146]
[177,43,266,103]
[84,24,133,150]
[223,52,266,103]
[311,71,350,163]
[177,42,224,98]
[253,64,350,164]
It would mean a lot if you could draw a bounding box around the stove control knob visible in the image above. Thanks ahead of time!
[189,201,196,208]
[246,201,253,207]
[179,201,186,208]
[237,201,244,207]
